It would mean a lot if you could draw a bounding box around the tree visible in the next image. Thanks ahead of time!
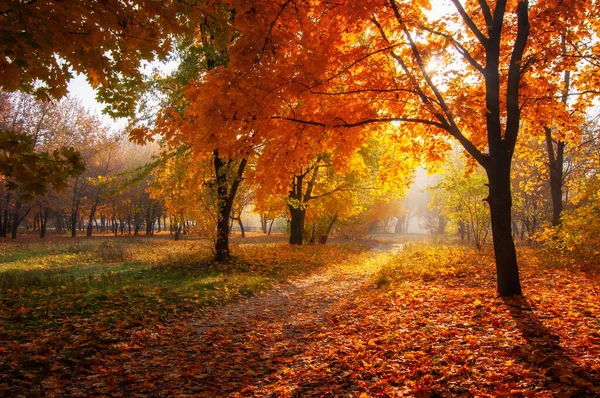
[200,0,583,295]
[132,4,253,262]
[0,93,86,238]
[0,0,205,107]
[540,120,600,263]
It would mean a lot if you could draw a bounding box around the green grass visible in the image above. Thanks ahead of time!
[0,236,367,342]
[0,236,369,395]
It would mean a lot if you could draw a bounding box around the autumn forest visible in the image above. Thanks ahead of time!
[1,0,599,396]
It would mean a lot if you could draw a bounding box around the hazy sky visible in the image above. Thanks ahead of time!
[67,74,128,131]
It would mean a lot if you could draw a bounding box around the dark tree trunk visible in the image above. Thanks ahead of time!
[268,219,274,236]
[40,207,49,238]
[477,0,528,296]
[485,156,522,296]
[215,208,230,261]
[213,151,247,263]
[545,126,565,227]
[545,37,570,227]
[70,210,78,238]
[287,166,318,245]
[0,193,9,238]
[87,201,98,237]
[10,203,30,239]
[214,153,231,262]
[11,202,22,239]
[319,213,338,244]
[237,217,245,238]
[288,207,305,245]
[261,215,268,234]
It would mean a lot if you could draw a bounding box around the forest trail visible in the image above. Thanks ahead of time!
[116,244,393,397]
[181,245,389,395]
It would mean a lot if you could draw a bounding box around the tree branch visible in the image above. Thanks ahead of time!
[449,0,488,46]
[272,115,446,129]
[504,0,530,150]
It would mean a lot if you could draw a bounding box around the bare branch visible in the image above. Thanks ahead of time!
[272,115,446,129]
[418,24,485,74]
[504,0,530,149]
[449,0,488,46]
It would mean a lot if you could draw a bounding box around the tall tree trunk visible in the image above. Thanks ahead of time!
[319,213,338,244]
[87,201,98,237]
[214,152,231,262]
[11,202,22,239]
[480,0,528,296]
[0,193,9,238]
[10,202,30,239]
[40,206,49,238]
[545,125,565,227]
[545,36,570,227]
[288,207,305,245]
[287,166,318,245]
[261,215,268,234]
[485,157,522,296]
[213,151,247,263]
[237,217,245,238]
[71,209,78,238]
[268,219,274,236]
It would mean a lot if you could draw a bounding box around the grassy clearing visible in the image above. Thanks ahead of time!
[0,235,368,394]
[1,235,367,315]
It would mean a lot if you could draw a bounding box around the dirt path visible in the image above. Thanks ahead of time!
[115,248,390,397]
[199,250,382,332]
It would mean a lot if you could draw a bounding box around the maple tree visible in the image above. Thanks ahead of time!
[129,4,258,261]
[186,0,600,295]
[0,0,210,105]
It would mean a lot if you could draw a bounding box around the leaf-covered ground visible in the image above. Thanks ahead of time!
[1,236,599,397]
